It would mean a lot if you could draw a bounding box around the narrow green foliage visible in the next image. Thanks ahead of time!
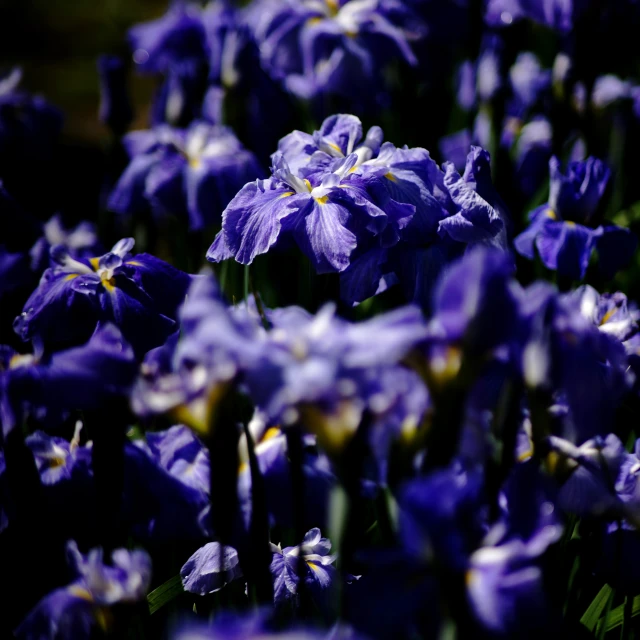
[148,575,184,615]
[580,584,612,632]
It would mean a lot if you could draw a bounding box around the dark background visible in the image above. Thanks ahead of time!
[0,0,166,143]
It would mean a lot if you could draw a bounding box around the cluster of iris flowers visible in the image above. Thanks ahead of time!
[4,0,640,638]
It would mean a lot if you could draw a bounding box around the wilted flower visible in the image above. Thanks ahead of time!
[181,541,244,595]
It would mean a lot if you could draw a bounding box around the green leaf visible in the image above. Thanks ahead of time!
[601,594,640,633]
[595,587,615,640]
[147,575,184,615]
[580,584,612,632]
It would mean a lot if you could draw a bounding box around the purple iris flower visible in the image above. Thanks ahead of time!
[568,285,639,344]
[508,116,553,199]
[485,0,588,32]
[129,2,210,76]
[25,423,92,486]
[128,0,211,126]
[141,423,210,494]
[591,74,636,110]
[124,428,212,542]
[134,271,428,463]
[399,462,487,571]
[14,238,191,356]
[270,528,337,608]
[466,463,563,634]
[274,113,383,177]
[424,247,518,360]
[181,541,244,596]
[515,156,637,280]
[547,433,629,518]
[248,0,424,100]
[519,282,629,442]
[16,541,151,640]
[237,419,336,531]
[109,121,263,231]
[509,52,551,113]
[263,113,457,303]
[0,324,137,437]
[336,136,452,304]
[29,214,101,275]
[208,150,393,274]
[132,273,267,434]
[438,147,507,249]
[251,302,428,456]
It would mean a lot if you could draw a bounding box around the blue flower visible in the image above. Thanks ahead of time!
[124,430,211,542]
[547,434,629,517]
[208,151,391,273]
[248,0,424,100]
[181,542,244,595]
[568,285,639,343]
[485,0,588,32]
[132,273,267,434]
[398,462,486,571]
[466,462,563,634]
[438,149,506,248]
[509,52,551,113]
[128,2,209,76]
[109,122,263,230]
[425,247,518,357]
[274,113,383,176]
[237,420,336,532]
[16,541,151,639]
[515,156,637,280]
[1,324,137,437]
[25,424,92,486]
[14,238,191,356]
[519,282,629,442]
[270,528,337,608]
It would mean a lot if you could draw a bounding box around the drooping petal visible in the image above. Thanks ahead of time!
[181,542,243,596]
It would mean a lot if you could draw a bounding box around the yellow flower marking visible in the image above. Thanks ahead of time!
[384,172,397,182]
[262,426,282,442]
[599,308,617,326]
[68,585,94,601]
[517,448,534,462]
[326,0,339,16]
[315,195,329,205]
[307,561,323,574]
